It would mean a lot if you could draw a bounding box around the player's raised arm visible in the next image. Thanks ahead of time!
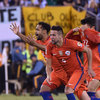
[65,27,81,41]
[10,22,29,43]
[10,22,46,51]
[26,33,46,51]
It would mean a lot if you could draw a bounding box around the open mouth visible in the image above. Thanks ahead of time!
[35,34,38,36]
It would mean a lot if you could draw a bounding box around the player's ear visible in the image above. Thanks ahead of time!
[86,24,90,28]
[91,26,95,29]
[43,29,47,34]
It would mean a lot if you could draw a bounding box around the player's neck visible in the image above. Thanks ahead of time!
[42,34,49,42]
[56,38,63,47]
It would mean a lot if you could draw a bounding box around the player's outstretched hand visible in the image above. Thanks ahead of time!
[73,27,80,32]
[80,25,88,32]
[10,22,19,35]
[46,75,52,85]
[88,68,96,78]
[26,33,36,45]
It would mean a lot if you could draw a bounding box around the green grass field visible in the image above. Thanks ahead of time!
[0,93,79,100]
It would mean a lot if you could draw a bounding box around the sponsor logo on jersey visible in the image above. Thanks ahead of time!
[77,42,82,47]
[59,51,63,56]
[62,59,66,63]
[65,51,70,56]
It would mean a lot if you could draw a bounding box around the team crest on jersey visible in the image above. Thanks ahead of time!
[59,51,63,56]
[98,33,100,36]
[81,31,84,36]
[65,51,70,56]
[77,42,82,47]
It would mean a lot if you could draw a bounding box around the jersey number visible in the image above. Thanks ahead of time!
[83,39,89,47]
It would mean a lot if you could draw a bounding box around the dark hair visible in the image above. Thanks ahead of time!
[51,25,63,35]
[30,54,37,59]
[38,22,51,34]
[20,39,25,43]
[63,0,73,3]
[15,39,21,43]
[81,17,95,27]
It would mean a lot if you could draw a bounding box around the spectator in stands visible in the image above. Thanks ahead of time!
[75,0,88,8]
[20,0,32,6]
[32,0,47,8]
[97,1,100,16]
[21,43,33,75]
[46,0,57,6]
[27,54,46,96]
[0,0,10,8]
[11,39,24,80]
[56,0,75,6]
[87,0,98,14]
[9,0,20,6]
[63,0,75,6]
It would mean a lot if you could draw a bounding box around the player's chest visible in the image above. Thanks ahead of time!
[51,46,72,58]
[80,33,90,47]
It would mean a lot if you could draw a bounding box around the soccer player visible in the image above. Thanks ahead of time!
[10,22,96,100]
[10,22,51,51]
[40,25,95,100]
[65,17,100,99]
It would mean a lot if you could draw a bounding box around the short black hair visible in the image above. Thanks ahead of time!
[81,17,95,27]
[38,22,51,34]
[30,54,37,59]
[20,39,25,43]
[15,39,21,43]
[63,0,73,3]
[51,25,63,35]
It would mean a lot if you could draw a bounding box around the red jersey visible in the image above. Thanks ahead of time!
[36,37,51,57]
[46,38,85,73]
[65,29,81,41]
[79,28,100,47]
[65,29,100,70]
[79,29,100,71]
[36,37,51,46]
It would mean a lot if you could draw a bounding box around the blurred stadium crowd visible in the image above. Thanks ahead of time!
[0,39,47,96]
[0,0,100,15]
[0,0,100,97]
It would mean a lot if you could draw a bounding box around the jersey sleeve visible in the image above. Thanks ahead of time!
[67,39,84,52]
[65,29,81,41]
[36,40,41,44]
[84,29,100,43]
[45,43,53,59]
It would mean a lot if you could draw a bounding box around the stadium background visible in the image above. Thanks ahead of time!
[0,0,100,100]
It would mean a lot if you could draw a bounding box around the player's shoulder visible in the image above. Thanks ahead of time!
[47,41,54,47]
[46,41,56,52]
[65,38,78,43]
[86,28,98,34]
[36,40,42,44]
[65,38,82,48]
